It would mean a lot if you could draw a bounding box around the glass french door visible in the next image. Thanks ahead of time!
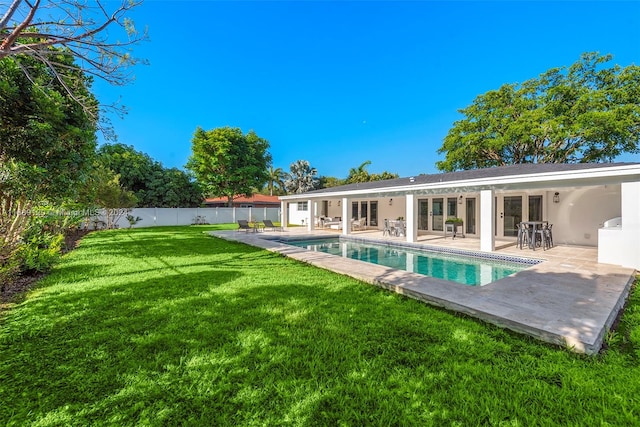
[432,198,444,231]
[418,199,429,231]
[465,198,476,234]
[360,202,368,224]
[369,202,378,227]
[503,196,522,237]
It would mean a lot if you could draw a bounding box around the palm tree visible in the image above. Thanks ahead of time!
[284,160,318,194]
[346,160,372,184]
[265,166,285,196]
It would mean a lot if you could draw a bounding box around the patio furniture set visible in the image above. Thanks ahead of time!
[237,219,282,232]
[315,217,367,231]
[383,219,406,237]
[517,221,554,250]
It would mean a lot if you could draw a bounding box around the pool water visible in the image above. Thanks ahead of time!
[282,238,530,286]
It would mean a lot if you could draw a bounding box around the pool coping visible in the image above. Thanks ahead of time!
[267,234,544,266]
[210,230,637,355]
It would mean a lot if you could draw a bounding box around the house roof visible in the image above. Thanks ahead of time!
[280,162,640,200]
[205,194,280,204]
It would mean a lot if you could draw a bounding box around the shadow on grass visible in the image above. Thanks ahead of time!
[1,262,498,425]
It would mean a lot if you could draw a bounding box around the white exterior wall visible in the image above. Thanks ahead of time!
[599,182,640,269]
[286,202,312,226]
[549,185,621,246]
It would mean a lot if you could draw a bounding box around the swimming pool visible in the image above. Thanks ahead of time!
[279,237,533,286]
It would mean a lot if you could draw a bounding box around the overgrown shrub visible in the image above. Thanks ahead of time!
[13,207,84,273]
[18,233,65,273]
[0,254,22,294]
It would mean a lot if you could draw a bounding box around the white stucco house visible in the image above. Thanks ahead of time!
[279,163,640,270]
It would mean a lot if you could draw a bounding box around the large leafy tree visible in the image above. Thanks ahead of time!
[437,52,640,171]
[0,0,146,117]
[1,52,97,275]
[284,160,319,194]
[0,54,97,196]
[187,127,272,206]
[97,143,202,207]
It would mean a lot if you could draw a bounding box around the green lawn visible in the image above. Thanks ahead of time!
[1,226,639,426]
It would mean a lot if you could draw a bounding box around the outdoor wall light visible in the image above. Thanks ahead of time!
[337,200,341,207]
[553,192,560,203]
[458,195,463,204]
[329,201,332,207]
[389,198,393,206]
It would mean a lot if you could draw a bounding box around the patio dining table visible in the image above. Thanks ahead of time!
[521,221,548,250]
[388,220,406,237]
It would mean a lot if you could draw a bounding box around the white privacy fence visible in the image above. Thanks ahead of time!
[95,207,281,229]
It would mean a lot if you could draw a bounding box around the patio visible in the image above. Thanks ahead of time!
[214,227,636,355]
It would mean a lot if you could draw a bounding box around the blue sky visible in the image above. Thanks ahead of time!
[93,1,640,179]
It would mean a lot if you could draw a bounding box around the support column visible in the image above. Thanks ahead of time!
[342,197,350,235]
[307,199,315,231]
[480,189,495,252]
[406,194,417,243]
[281,201,288,230]
[619,182,639,268]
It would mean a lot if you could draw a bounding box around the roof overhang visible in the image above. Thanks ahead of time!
[279,163,640,201]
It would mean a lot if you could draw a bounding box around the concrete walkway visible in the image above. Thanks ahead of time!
[211,228,637,355]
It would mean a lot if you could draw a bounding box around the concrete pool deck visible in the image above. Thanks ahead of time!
[210,228,637,355]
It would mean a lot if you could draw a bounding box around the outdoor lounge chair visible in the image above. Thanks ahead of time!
[262,219,283,231]
[323,217,342,229]
[237,219,252,232]
[351,218,365,231]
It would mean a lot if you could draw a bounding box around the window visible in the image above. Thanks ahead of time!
[529,195,542,221]
[297,201,308,211]
[447,197,457,217]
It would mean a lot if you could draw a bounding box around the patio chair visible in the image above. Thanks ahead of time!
[351,218,365,231]
[546,224,554,247]
[382,219,392,236]
[517,222,529,249]
[262,219,283,231]
[237,219,252,232]
[536,224,553,250]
